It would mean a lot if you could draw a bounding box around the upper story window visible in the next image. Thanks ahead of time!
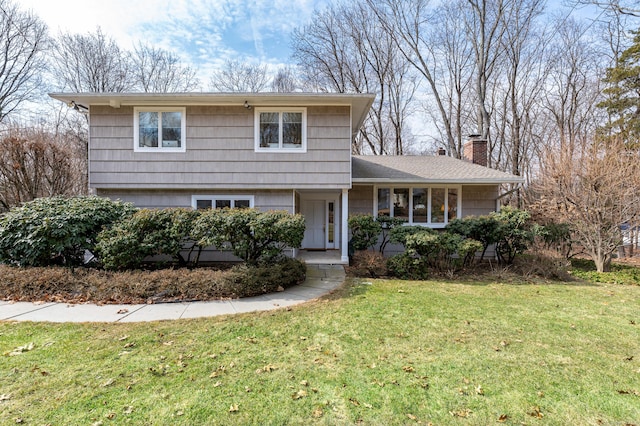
[254,107,307,152]
[375,186,461,228]
[134,107,186,152]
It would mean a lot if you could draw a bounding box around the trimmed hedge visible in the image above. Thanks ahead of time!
[0,258,306,304]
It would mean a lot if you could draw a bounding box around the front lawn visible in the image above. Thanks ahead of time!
[1,276,639,424]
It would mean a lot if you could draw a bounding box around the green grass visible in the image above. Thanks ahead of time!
[1,276,639,425]
[571,258,640,285]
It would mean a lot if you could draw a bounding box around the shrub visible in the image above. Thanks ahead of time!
[387,253,429,280]
[349,250,388,278]
[491,207,536,264]
[0,196,135,267]
[222,258,307,297]
[192,208,305,265]
[376,216,406,255]
[386,229,483,278]
[96,208,200,270]
[348,214,382,251]
[446,215,500,260]
[447,207,536,264]
[0,258,307,303]
[536,221,573,259]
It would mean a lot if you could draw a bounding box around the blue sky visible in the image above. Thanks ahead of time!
[18,0,331,83]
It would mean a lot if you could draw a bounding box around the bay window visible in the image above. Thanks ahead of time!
[376,186,460,226]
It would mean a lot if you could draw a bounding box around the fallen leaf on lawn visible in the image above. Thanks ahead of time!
[349,398,360,406]
[101,378,115,387]
[475,385,484,395]
[123,406,134,414]
[0,394,11,402]
[528,406,544,418]
[312,407,323,418]
[292,390,308,400]
[118,335,129,341]
[300,380,309,387]
[497,414,509,422]
[256,364,278,373]
[124,342,135,349]
[617,389,640,396]
[6,342,34,356]
[162,341,173,346]
[364,403,373,409]
[500,340,509,347]
[229,404,239,412]
[212,381,222,387]
[105,412,116,419]
[625,356,634,361]
[175,410,184,416]
[407,413,417,420]
[449,408,471,418]
[402,365,415,372]
[299,336,308,340]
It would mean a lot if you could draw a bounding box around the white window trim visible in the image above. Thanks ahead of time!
[134,107,186,153]
[373,185,462,228]
[191,195,255,210]
[254,107,307,153]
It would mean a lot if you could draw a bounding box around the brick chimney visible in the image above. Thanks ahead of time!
[463,135,487,167]
[437,147,446,156]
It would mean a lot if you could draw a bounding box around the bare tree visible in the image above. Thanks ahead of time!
[530,136,640,272]
[131,43,200,92]
[0,125,85,211]
[292,2,416,154]
[209,60,269,92]
[0,0,48,122]
[270,66,299,92]
[52,27,132,92]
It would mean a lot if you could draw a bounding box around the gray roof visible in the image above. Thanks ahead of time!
[352,155,524,184]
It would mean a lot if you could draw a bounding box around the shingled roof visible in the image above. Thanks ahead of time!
[352,155,523,184]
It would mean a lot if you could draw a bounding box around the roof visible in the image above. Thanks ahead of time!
[352,155,524,184]
[48,92,375,140]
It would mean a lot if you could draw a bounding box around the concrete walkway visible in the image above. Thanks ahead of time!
[0,265,345,323]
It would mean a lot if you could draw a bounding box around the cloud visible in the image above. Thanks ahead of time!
[20,0,330,83]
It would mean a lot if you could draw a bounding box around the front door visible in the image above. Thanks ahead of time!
[302,200,325,249]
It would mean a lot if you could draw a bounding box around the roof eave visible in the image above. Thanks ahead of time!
[351,178,525,185]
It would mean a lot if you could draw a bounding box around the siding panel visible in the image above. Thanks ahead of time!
[90,105,351,190]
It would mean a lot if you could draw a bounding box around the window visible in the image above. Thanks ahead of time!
[191,195,254,210]
[134,107,186,152]
[375,186,460,227]
[255,108,306,152]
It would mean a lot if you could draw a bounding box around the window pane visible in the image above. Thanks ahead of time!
[431,188,445,223]
[393,188,409,221]
[234,199,250,209]
[139,112,158,147]
[283,112,302,148]
[161,112,182,147]
[377,188,390,217]
[328,202,334,243]
[447,188,458,221]
[412,188,427,223]
[260,112,279,148]
[196,200,212,210]
[215,199,231,209]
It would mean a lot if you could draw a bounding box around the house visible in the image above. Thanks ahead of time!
[49,92,523,263]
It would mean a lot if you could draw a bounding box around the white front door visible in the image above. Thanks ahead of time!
[302,200,325,249]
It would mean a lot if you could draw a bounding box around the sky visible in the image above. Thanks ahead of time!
[17,0,331,84]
